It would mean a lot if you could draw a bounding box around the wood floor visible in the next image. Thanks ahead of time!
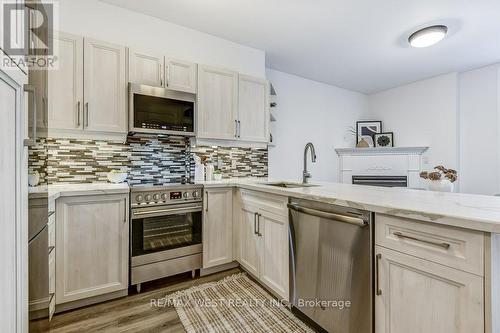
[47,268,242,333]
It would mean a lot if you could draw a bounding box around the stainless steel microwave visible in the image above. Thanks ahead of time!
[129,83,196,136]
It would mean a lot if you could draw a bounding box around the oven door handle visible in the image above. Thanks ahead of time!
[132,206,202,218]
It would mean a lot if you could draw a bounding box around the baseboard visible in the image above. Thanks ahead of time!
[55,289,128,314]
[200,261,240,276]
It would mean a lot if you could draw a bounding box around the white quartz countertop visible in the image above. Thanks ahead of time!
[199,178,500,233]
[29,182,130,201]
[29,179,500,233]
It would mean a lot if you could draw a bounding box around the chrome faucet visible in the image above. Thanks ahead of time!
[303,142,317,184]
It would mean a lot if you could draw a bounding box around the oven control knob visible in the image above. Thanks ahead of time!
[161,193,168,200]
[192,191,199,198]
[145,194,152,202]
[135,195,143,202]
[153,194,160,201]
[183,192,190,199]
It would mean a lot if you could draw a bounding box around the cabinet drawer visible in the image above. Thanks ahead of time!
[49,248,55,294]
[48,214,55,248]
[240,189,287,217]
[375,214,484,276]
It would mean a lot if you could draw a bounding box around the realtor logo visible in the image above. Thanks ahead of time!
[3,1,53,56]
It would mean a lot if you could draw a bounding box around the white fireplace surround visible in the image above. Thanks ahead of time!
[335,147,429,188]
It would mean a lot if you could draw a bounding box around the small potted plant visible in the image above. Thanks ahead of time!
[213,169,223,181]
[420,165,457,192]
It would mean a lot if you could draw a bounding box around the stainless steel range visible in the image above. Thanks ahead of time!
[130,183,203,292]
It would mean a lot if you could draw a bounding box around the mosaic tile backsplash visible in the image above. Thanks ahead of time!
[29,136,268,185]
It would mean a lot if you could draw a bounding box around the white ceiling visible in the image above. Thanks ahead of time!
[100,0,500,94]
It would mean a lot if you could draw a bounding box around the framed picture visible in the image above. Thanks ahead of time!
[374,132,394,147]
[356,121,382,147]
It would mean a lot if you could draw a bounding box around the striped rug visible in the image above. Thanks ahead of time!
[165,273,314,333]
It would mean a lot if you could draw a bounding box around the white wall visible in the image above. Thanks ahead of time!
[57,0,265,77]
[459,64,500,195]
[367,73,459,172]
[267,69,368,182]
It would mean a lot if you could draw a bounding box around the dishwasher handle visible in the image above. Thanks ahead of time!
[287,203,367,227]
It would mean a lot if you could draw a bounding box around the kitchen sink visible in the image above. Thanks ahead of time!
[261,182,319,188]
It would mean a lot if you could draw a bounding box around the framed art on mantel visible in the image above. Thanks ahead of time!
[356,121,382,147]
[374,132,394,147]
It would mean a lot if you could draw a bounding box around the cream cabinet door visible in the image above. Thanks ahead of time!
[0,57,27,333]
[239,202,260,277]
[375,246,483,333]
[258,209,288,299]
[197,65,238,140]
[28,60,47,131]
[83,38,127,133]
[128,49,163,87]
[203,188,233,268]
[48,32,84,131]
[55,194,129,304]
[238,75,269,143]
[165,57,197,93]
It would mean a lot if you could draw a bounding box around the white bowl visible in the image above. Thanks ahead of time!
[428,179,454,192]
[28,173,40,187]
[107,172,128,183]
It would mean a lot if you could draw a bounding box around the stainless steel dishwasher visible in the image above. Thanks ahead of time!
[288,198,373,333]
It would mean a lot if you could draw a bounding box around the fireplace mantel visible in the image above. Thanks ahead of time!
[335,146,429,156]
[335,147,429,188]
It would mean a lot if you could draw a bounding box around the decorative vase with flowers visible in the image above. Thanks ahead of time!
[420,166,457,192]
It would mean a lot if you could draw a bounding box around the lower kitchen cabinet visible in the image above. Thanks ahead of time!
[55,194,129,305]
[203,188,233,268]
[239,202,261,277]
[375,245,484,333]
[237,191,289,300]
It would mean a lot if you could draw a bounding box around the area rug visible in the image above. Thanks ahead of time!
[164,273,314,333]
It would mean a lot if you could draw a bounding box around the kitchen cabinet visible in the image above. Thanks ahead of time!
[55,194,129,305]
[128,51,197,93]
[238,75,269,143]
[197,65,238,140]
[0,50,28,333]
[84,38,127,133]
[47,32,83,131]
[128,49,163,87]
[239,202,260,277]
[237,190,289,299]
[164,57,197,93]
[203,188,233,268]
[28,56,48,132]
[48,33,127,137]
[375,245,483,333]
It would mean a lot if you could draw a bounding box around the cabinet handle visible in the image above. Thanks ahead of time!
[237,120,241,138]
[257,213,262,237]
[234,120,238,138]
[77,101,81,127]
[85,102,89,128]
[205,191,208,212]
[165,64,169,87]
[159,63,163,87]
[24,84,36,147]
[43,96,47,126]
[376,253,382,296]
[254,212,258,235]
[393,231,450,249]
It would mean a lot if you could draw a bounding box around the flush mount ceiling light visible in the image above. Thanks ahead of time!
[408,25,448,48]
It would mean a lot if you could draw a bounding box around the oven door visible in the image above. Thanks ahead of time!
[131,202,202,262]
[129,83,196,136]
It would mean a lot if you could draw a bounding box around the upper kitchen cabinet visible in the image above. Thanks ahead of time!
[164,57,197,93]
[238,75,269,143]
[197,65,238,140]
[128,51,197,93]
[128,49,163,87]
[48,33,127,138]
[47,32,84,131]
[83,38,127,133]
